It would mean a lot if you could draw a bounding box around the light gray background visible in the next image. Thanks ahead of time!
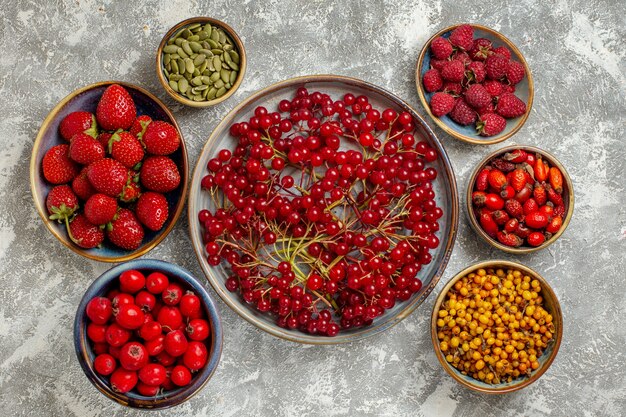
[1,1,624,416]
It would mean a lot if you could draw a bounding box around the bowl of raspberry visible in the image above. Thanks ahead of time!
[74,259,223,409]
[30,81,188,262]
[416,24,533,145]
[188,75,459,344]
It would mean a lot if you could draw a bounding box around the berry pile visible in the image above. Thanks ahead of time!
[198,87,444,337]
[85,269,211,395]
[42,84,182,250]
[423,24,527,137]
[471,149,566,248]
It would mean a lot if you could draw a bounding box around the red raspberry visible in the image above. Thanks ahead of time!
[502,84,516,94]
[496,93,527,118]
[430,59,447,71]
[469,38,492,61]
[449,24,474,51]
[477,102,495,117]
[464,84,492,109]
[492,46,511,60]
[506,60,525,85]
[449,98,477,125]
[485,54,508,80]
[466,61,486,83]
[443,82,462,96]
[453,51,471,66]
[477,113,507,136]
[430,37,453,59]
[483,80,505,97]
[422,69,443,93]
[441,60,465,82]
[429,92,456,117]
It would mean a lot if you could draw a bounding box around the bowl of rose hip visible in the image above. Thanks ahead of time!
[416,24,533,145]
[30,81,188,262]
[74,259,222,409]
[189,75,459,344]
[467,145,574,253]
[431,260,562,393]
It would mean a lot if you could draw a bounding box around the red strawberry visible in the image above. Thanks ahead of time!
[492,46,511,60]
[440,60,465,82]
[140,156,181,193]
[69,133,105,165]
[430,59,447,71]
[497,231,523,247]
[68,214,104,249]
[483,80,505,97]
[42,144,79,184]
[130,115,152,138]
[96,84,136,131]
[430,37,453,59]
[464,84,492,109]
[443,82,462,96]
[469,38,492,61]
[476,113,506,136]
[452,51,471,66]
[120,172,142,203]
[422,69,443,93]
[429,92,455,117]
[84,194,118,225]
[46,185,79,222]
[466,61,486,83]
[449,24,474,51]
[142,121,181,155]
[449,98,477,125]
[506,60,525,85]
[505,199,523,220]
[97,132,112,150]
[72,167,96,201]
[496,93,526,118]
[87,158,129,197]
[485,54,508,80]
[59,111,98,141]
[107,208,144,250]
[136,192,169,231]
[109,131,144,168]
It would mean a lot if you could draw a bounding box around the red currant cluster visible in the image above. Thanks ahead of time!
[85,270,211,395]
[198,87,443,337]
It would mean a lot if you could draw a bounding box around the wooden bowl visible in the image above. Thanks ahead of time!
[466,145,574,254]
[431,260,563,393]
[188,74,459,344]
[29,81,188,262]
[74,259,223,409]
[416,24,534,145]
[156,17,246,108]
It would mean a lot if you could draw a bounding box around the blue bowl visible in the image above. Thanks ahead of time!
[74,259,223,409]
[30,81,188,262]
[416,24,534,145]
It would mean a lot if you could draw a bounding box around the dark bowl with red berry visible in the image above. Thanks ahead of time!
[416,24,534,145]
[74,259,223,409]
[188,75,459,344]
[30,81,189,263]
[466,145,574,254]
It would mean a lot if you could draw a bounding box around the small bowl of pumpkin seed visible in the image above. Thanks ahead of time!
[156,17,246,107]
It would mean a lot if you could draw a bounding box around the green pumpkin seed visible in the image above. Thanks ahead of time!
[178,78,189,93]
[164,54,171,65]
[225,83,231,89]
[229,70,238,84]
[227,61,239,71]
[198,60,208,73]
[229,50,240,64]
[169,80,179,92]
[169,53,180,60]
[171,59,179,73]
[187,23,201,30]
[165,62,171,72]
[187,34,200,42]
[209,48,222,55]
[193,94,204,101]
[202,69,210,76]
[210,29,219,42]
[182,28,192,38]
[210,71,221,82]
[182,41,193,55]
[191,76,203,86]
[223,44,233,51]
[190,41,202,52]
[199,49,214,58]
[198,31,208,40]
[193,54,205,66]
[194,84,209,92]
[193,68,200,76]
[169,74,183,81]
[163,68,170,78]
[207,39,219,49]
[207,87,217,99]
[174,37,184,46]
[177,58,185,73]
[216,86,226,98]
[218,30,226,44]
[214,56,223,71]
[177,47,188,59]
[223,51,233,64]
[167,36,176,45]
[220,69,230,83]
[163,44,179,54]
[201,75,212,85]
[214,79,224,89]
[203,24,212,35]
[202,88,209,98]
[184,58,194,73]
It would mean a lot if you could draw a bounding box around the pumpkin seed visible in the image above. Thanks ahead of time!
[182,28,192,38]
[167,36,176,45]
[192,68,200,76]
[220,69,230,83]
[177,47,188,59]
[163,68,170,78]
[223,44,233,51]
[190,41,202,52]
[225,82,231,89]
[191,76,203,86]
[194,84,209,91]
[201,75,212,85]
[216,86,226,98]
[201,40,210,49]
[169,80,179,92]
[184,58,194,73]
[178,78,189,93]
[207,39,219,49]
[210,29,219,42]
[202,88,209,98]
[198,31,208,41]
[187,34,200,42]
[163,44,178,54]
[174,37,184,46]
[165,62,171,72]
[210,48,223,55]
[202,69,210,76]
[210,71,221,82]
[203,24,212,35]
[227,61,239,71]
[164,54,171,65]
[198,60,208,73]
[199,49,213,57]
[229,70,237,84]
[212,56,222,71]
[171,59,179,73]
[177,58,185,73]
[192,54,205,67]
[169,53,180,60]
[214,79,224,89]
[223,51,233,65]
[169,74,183,81]
[187,23,201,30]
[182,41,193,56]
[207,87,217,99]
[229,50,240,64]
[218,29,226,44]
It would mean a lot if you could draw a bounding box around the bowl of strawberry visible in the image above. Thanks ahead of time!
[30,81,188,262]
[416,24,533,145]
[467,145,574,253]
[74,259,222,409]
